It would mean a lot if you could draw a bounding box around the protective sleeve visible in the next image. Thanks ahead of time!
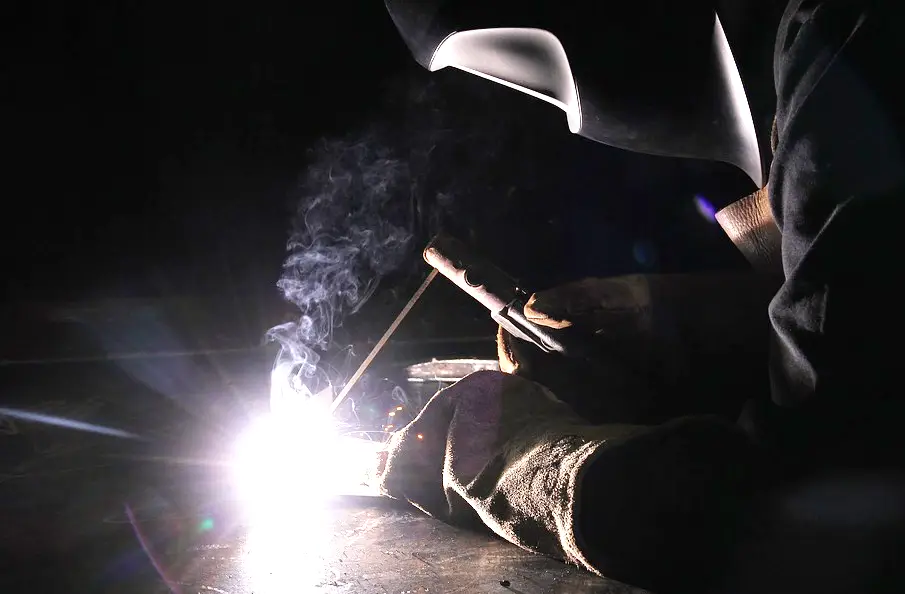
[378,371,753,591]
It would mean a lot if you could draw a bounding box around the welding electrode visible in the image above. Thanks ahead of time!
[329,269,438,415]
[423,234,587,357]
[423,234,653,383]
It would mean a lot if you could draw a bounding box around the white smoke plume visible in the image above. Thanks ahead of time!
[267,134,415,410]
[266,75,542,415]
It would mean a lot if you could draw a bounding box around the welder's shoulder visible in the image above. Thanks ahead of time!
[772,0,905,192]
[775,0,905,74]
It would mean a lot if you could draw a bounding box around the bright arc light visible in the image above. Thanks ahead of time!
[232,415,380,518]
[232,413,384,591]
[233,359,379,516]
[233,413,325,516]
[231,408,384,524]
[232,361,385,592]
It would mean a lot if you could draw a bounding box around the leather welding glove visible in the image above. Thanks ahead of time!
[497,273,781,424]
[377,370,754,591]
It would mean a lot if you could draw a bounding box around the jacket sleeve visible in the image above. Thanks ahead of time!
[768,0,905,411]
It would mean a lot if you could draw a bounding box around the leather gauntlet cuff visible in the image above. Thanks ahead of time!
[716,186,783,274]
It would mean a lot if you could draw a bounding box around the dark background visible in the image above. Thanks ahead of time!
[2,0,753,353]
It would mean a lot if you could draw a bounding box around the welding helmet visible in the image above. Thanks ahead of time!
[384,0,782,189]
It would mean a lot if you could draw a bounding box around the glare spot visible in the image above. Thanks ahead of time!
[632,240,657,269]
[694,195,717,223]
[416,434,424,440]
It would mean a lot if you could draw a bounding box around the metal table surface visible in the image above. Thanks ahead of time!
[127,498,644,594]
[1,483,645,594]
[0,340,645,594]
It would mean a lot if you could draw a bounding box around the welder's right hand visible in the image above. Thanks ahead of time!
[498,273,781,424]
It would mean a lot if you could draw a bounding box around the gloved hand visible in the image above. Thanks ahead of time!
[498,273,781,424]
[377,370,754,591]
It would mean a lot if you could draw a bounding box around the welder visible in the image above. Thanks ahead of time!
[376,1,905,591]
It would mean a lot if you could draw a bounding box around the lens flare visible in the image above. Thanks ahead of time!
[694,195,717,222]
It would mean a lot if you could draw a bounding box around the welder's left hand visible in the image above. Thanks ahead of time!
[377,370,622,523]
[376,370,754,589]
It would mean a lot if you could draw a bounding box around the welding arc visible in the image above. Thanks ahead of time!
[329,269,438,414]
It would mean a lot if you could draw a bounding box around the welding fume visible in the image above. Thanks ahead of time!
[264,1,905,593]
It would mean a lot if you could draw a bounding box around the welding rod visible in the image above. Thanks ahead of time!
[329,269,438,414]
